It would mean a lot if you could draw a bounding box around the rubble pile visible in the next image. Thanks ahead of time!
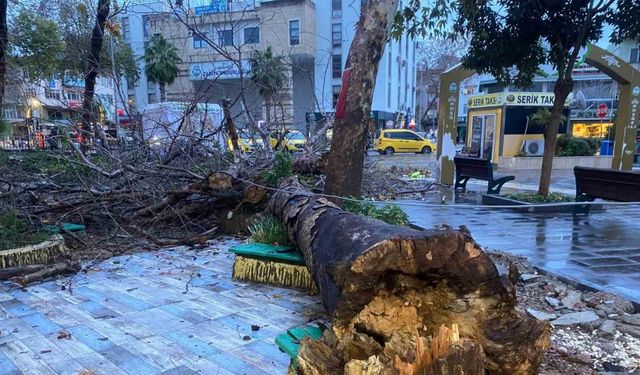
[490,251,640,374]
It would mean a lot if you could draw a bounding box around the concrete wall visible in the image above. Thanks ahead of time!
[499,156,614,170]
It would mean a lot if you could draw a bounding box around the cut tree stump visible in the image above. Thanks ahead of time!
[268,177,550,374]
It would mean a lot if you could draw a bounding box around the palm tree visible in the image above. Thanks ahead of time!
[143,34,181,102]
[528,108,567,134]
[249,47,288,125]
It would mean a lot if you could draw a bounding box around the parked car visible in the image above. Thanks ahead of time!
[269,130,307,152]
[227,132,263,153]
[374,129,437,155]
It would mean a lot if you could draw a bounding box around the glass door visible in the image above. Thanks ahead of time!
[469,114,496,159]
[483,115,496,160]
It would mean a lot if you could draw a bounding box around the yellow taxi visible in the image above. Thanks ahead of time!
[227,134,263,153]
[269,130,307,152]
[374,129,436,155]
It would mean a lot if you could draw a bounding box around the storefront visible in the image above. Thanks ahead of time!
[465,92,570,164]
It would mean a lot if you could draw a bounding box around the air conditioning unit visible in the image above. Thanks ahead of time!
[523,140,544,156]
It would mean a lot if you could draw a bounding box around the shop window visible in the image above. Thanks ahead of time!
[219,30,234,46]
[244,27,260,44]
[289,20,300,45]
[332,54,342,79]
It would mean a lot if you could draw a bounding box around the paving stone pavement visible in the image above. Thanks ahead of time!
[401,199,640,304]
[0,239,326,375]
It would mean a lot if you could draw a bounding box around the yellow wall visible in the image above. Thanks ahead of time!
[466,108,503,164]
[503,134,544,156]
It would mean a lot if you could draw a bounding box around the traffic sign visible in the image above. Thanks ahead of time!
[597,103,608,118]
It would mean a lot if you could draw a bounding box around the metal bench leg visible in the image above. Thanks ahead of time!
[454,177,469,193]
[487,181,507,195]
[573,196,593,216]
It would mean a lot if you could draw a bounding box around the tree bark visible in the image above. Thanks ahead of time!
[538,77,573,195]
[324,0,399,200]
[160,83,166,102]
[268,177,549,374]
[221,98,240,159]
[0,0,6,118]
[81,0,110,154]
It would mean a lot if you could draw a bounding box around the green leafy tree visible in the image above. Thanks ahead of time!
[143,34,181,102]
[398,0,640,195]
[249,46,288,125]
[528,108,566,131]
[9,11,64,80]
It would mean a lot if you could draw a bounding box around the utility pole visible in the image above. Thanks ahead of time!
[109,34,121,138]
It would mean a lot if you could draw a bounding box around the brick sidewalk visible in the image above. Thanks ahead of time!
[401,201,640,303]
[0,240,325,375]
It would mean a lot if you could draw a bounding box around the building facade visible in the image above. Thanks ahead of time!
[314,0,417,130]
[120,0,417,133]
[120,0,316,130]
[1,67,117,150]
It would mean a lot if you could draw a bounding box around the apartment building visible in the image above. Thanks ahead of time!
[314,0,417,130]
[1,67,117,149]
[120,0,316,129]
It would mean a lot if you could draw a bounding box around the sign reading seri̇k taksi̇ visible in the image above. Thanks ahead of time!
[467,92,572,109]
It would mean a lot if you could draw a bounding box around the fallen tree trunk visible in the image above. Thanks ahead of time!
[13,262,80,287]
[268,177,549,374]
[0,264,46,280]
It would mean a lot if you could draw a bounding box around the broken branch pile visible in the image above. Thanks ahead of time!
[268,177,550,374]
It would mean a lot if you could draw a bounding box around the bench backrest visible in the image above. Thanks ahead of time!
[454,156,493,181]
[574,167,640,202]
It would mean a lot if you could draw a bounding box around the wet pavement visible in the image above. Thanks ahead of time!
[400,196,640,304]
[0,240,325,374]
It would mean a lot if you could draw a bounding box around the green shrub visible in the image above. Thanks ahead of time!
[584,137,602,153]
[505,192,573,203]
[264,151,293,187]
[0,213,50,251]
[342,200,410,226]
[555,135,596,156]
[248,215,292,246]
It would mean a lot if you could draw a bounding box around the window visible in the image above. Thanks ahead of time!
[122,18,130,41]
[2,104,20,120]
[332,23,341,48]
[45,89,61,100]
[147,80,156,90]
[244,27,260,44]
[148,92,157,104]
[405,35,409,60]
[66,91,81,101]
[631,48,639,64]
[387,82,391,107]
[332,54,342,79]
[193,34,207,49]
[332,0,341,18]
[332,85,341,107]
[289,20,300,45]
[219,30,234,46]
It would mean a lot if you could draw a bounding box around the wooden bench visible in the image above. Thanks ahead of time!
[454,156,515,194]
[574,166,640,215]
